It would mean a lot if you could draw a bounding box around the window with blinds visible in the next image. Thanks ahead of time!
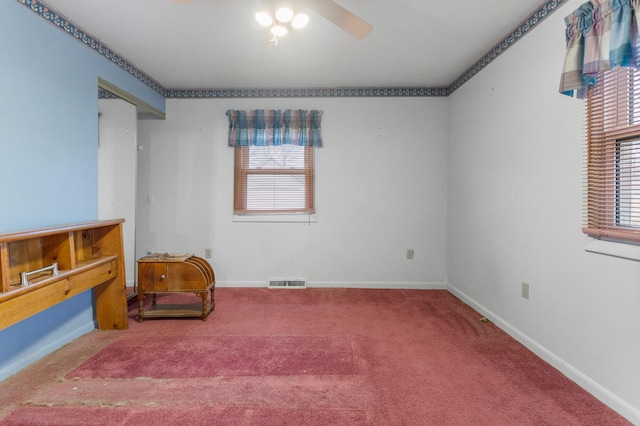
[585,67,640,242]
[233,144,315,214]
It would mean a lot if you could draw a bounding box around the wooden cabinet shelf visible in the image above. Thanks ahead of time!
[138,302,212,319]
[0,219,129,331]
[137,253,215,321]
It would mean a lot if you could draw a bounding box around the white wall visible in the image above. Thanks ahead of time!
[447,0,640,422]
[136,97,448,288]
[98,98,138,287]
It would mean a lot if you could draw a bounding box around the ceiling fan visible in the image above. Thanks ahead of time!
[301,0,372,39]
[173,0,373,40]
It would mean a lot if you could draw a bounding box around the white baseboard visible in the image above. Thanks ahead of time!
[216,281,447,290]
[0,321,95,382]
[447,283,640,425]
[217,281,274,288]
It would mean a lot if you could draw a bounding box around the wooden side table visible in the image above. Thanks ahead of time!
[136,253,215,322]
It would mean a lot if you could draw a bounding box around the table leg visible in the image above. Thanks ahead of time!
[138,296,144,322]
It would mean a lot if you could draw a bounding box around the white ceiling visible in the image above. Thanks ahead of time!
[40,0,552,91]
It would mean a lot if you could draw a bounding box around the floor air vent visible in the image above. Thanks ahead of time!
[268,279,306,289]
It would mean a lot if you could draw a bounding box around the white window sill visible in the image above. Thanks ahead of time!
[584,239,640,261]
[232,213,317,223]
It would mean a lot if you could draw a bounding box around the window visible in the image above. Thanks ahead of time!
[585,67,640,242]
[616,138,640,228]
[226,109,323,218]
[233,144,315,214]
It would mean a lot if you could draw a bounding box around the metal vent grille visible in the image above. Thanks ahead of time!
[268,279,306,289]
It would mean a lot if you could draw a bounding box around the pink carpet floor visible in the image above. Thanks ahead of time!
[0,288,631,425]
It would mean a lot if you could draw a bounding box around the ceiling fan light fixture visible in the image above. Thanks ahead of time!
[270,25,288,37]
[291,13,309,29]
[274,7,294,23]
[255,11,273,27]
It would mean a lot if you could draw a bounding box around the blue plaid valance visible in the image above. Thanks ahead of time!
[226,109,323,147]
[560,0,640,98]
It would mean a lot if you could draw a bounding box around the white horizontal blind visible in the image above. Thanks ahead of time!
[234,145,315,214]
[585,67,640,241]
[246,175,306,210]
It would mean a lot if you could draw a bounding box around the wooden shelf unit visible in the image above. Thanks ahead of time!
[0,219,129,331]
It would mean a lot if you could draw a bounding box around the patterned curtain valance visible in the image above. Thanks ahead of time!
[560,0,639,98]
[226,109,323,147]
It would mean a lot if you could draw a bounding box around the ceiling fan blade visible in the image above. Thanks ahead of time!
[303,0,372,39]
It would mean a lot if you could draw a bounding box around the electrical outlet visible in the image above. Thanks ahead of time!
[205,248,212,259]
[406,249,414,259]
[521,282,530,299]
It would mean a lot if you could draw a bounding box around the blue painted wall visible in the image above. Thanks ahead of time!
[0,1,165,380]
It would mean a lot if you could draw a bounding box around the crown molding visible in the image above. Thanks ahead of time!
[21,0,567,99]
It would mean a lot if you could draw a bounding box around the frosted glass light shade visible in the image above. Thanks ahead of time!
[270,25,288,37]
[291,13,309,29]
[255,11,273,26]
[275,7,293,23]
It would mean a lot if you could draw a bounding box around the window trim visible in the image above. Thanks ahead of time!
[232,212,318,223]
[584,238,640,261]
[233,145,316,216]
